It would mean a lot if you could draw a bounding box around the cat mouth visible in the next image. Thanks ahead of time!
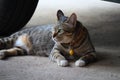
[54,39,71,44]
[53,38,62,42]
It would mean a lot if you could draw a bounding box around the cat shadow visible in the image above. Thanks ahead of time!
[85,50,120,68]
[1,50,120,69]
[1,55,29,61]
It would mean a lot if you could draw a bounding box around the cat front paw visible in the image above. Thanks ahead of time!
[57,60,68,67]
[75,59,86,67]
[0,51,5,59]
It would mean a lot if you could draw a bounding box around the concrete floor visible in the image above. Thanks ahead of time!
[0,0,120,80]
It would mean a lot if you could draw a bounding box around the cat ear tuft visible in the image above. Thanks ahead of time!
[57,10,64,21]
[68,13,77,26]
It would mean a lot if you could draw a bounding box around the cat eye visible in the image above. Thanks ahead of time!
[58,29,64,33]
[58,29,61,33]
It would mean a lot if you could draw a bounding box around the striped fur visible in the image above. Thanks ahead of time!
[50,10,97,67]
[0,10,96,67]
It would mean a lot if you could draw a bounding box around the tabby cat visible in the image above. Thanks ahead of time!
[0,10,96,67]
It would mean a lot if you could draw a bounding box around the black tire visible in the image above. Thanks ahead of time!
[0,0,38,36]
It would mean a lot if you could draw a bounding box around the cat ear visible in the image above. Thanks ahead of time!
[57,10,64,21]
[68,13,77,26]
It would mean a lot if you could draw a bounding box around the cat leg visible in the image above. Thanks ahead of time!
[0,36,16,49]
[0,47,28,59]
[0,34,32,59]
[75,52,97,67]
[50,49,68,67]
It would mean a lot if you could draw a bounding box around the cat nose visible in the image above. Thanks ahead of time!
[53,33,57,38]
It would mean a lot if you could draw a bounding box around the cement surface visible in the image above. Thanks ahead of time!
[0,0,120,80]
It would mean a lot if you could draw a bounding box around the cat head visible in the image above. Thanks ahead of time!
[52,10,77,43]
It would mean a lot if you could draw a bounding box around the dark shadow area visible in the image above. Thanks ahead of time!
[94,50,120,68]
[103,0,120,3]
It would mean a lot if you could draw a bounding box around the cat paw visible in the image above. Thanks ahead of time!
[75,59,86,67]
[57,60,68,67]
[0,51,5,59]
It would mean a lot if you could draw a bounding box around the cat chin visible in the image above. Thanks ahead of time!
[60,41,71,44]
[53,40,65,44]
[60,40,71,43]
[53,38,61,43]
[53,38,71,44]
[56,40,71,44]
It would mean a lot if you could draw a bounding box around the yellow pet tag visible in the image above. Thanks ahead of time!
[69,49,74,56]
